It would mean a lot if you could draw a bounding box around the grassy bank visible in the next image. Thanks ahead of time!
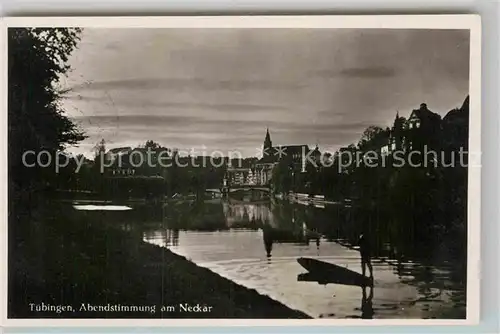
[8,199,310,319]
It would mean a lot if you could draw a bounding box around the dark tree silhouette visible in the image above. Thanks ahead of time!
[144,140,161,150]
[358,126,385,150]
[9,28,86,196]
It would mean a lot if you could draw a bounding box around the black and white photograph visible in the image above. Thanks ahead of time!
[3,16,481,324]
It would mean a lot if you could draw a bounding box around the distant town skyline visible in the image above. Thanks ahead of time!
[61,28,470,158]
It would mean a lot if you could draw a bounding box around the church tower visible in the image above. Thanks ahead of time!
[264,128,272,153]
[392,111,404,151]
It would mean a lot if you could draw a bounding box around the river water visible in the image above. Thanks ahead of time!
[101,196,465,319]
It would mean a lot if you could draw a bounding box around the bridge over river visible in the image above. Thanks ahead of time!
[206,184,271,195]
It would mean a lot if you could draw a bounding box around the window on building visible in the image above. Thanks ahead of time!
[381,145,389,155]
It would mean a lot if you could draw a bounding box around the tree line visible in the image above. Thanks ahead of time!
[8,27,468,262]
[270,99,469,262]
[9,28,86,202]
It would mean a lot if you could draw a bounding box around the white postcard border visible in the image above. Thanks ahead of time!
[0,14,481,327]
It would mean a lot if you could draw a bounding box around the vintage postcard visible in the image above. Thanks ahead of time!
[1,15,481,326]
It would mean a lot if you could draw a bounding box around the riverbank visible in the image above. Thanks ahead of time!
[8,199,310,319]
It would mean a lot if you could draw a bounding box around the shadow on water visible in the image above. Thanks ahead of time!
[297,262,375,319]
[110,194,465,319]
[295,256,376,319]
[148,194,465,268]
[296,258,373,287]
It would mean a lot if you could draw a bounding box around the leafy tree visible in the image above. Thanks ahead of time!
[358,126,383,148]
[272,160,293,194]
[144,140,161,150]
[93,139,106,159]
[92,139,106,172]
[9,28,86,195]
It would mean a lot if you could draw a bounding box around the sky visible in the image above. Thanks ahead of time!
[61,28,470,158]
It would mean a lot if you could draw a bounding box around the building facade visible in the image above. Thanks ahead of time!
[253,129,318,186]
[381,99,466,156]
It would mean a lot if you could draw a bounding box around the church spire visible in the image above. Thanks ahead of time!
[393,110,403,151]
[394,110,403,128]
[264,128,272,152]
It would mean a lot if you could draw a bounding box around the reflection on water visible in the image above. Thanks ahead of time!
[361,286,374,319]
[73,204,132,211]
[136,197,465,319]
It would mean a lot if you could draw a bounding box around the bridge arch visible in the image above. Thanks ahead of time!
[227,186,271,193]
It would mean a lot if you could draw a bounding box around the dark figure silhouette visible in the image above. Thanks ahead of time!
[263,225,273,259]
[358,234,373,279]
[361,285,374,319]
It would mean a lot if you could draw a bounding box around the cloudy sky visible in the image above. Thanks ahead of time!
[62,28,470,157]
